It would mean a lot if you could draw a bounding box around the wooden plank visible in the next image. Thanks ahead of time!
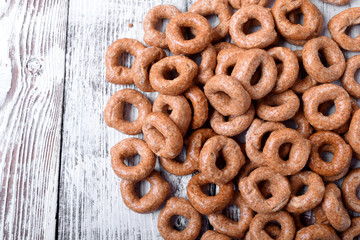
[0,0,68,239]
[58,0,188,239]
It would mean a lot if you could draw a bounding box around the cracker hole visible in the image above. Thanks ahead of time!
[268,101,280,107]
[243,19,262,34]
[166,108,173,116]
[276,62,284,78]
[279,143,291,161]
[124,154,141,167]
[345,24,360,39]
[155,18,170,32]
[288,11,304,26]
[170,215,189,231]
[265,222,282,239]
[258,180,272,199]
[223,204,241,222]
[319,150,334,163]
[260,131,272,151]
[266,221,281,229]
[201,183,219,196]
[164,68,179,80]
[134,180,151,198]
[182,27,196,40]
[215,91,231,104]
[355,68,360,84]
[205,14,220,28]
[298,60,307,80]
[356,185,360,199]
[159,103,173,116]
[118,52,135,68]
[215,154,226,170]
[318,100,335,117]
[245,25,262,34]
[318,49,330,68]
[123,102,139,122]
[186,98,196,125]
[250,65,262,86]
[227,65,235,75]
[295,185,309,196]
[223,115,230,122]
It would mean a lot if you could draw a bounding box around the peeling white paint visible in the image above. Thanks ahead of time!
[0,0,68,239]
[0,64,12,105]
[0,15,12,106]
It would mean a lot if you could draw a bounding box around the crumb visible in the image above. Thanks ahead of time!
[129,23,133,28]
[139,21,142,23]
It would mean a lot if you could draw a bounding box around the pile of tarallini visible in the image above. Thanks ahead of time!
[104,0,360,239]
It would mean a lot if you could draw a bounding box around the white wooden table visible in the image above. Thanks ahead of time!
[0,0,360,239]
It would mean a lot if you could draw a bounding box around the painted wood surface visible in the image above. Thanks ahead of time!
[0,0,68,239]
[1,0,360,239]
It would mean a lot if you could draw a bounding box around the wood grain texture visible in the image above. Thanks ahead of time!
[0,0,68,239]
